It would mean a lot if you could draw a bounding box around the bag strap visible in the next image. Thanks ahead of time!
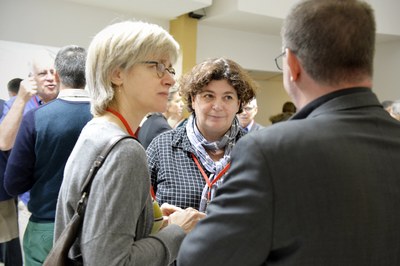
[75,135,136,215]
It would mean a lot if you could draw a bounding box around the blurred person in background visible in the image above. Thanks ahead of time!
[164,85,185,128]
[269,101,296,124]
[388,99,400,121]
[0,52,58,266]
[7,78,22,98]
[237,97,263,132]
[4,45,91,265]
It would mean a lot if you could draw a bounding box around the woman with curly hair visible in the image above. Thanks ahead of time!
[147,58,258,212]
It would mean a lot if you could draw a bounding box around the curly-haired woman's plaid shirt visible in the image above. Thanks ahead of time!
[146,126,245,210]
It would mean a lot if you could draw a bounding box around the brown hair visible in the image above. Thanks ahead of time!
[282,0,375,86]
[179,58,258,113]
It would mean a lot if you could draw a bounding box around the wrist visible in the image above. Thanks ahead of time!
[15,94,32,104]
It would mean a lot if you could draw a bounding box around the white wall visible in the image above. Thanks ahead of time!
[0,0,168,48]
[374,40,400,101]
[0,0,168,100]
[197,25,282,71]
[366,0,400,36]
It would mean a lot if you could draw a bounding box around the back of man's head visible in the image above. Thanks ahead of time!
[282,0,375,86]
[55,45,87,89]
[7,78,22,97]
[282,101,296,113]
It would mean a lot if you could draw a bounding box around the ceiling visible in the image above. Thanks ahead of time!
[65,0,400,39]
[66,0,212,21]
[65,0,285,81]
[64,0,400,82]
[65,0,285,37]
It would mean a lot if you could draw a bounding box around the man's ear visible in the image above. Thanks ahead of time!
[287,49,301,82]
[110,67,123,86]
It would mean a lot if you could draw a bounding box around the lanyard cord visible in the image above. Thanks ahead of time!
[33,96,41,107]
[106,108,136,137]
[105,108,157,199]
[191,153,230,200]
[150,186,156,200]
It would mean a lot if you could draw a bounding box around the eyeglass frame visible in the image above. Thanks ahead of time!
[274,51,286,71]
[139,61,176,78]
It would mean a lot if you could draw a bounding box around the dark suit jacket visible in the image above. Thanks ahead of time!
[249,121,264,132]
[137,113,171,149]
[178,89,400,266]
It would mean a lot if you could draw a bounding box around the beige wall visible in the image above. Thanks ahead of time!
[373,39,400,102]
[253,78,291,127]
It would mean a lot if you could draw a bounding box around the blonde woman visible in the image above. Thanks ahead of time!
[55,21,205,265]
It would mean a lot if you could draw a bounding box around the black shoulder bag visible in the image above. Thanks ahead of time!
[43,135,135,266]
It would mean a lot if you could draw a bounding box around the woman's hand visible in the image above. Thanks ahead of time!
[159,203,183,229]
[160,202,183,216]
[168,207,206,234]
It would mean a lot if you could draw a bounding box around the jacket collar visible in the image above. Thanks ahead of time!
[292,87,380,120]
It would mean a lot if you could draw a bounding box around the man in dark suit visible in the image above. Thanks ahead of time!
[177,0,400,265]
[237,97,264,132]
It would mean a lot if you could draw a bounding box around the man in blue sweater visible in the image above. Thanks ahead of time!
[4,45,92,265]
[1,68,52,266]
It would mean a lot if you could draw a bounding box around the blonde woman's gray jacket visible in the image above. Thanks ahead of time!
[55,120,185,266]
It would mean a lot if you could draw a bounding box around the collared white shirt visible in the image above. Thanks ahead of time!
[245,120,255,132]
[57,88,90,102]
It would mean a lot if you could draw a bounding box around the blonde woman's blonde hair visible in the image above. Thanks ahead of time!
[86,20,180,116]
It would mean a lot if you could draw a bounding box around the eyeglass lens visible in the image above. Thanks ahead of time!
[140,61,175,78]
[156,63,175,78]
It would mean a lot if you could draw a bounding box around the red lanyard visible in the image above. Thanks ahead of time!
[150,186,156,201]
[34,96,41,107]
[106,108,136,137]
[191,153,230,200]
